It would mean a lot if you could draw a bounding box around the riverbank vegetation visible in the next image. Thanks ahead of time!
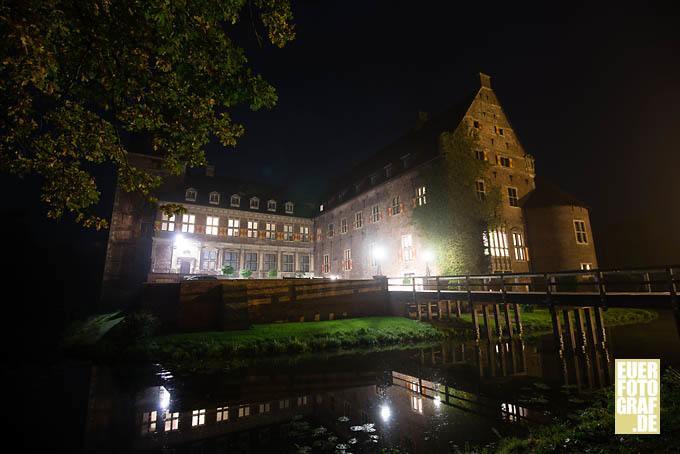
[67,315,443,364]
[493,367,680,453]
[439,307,658,338]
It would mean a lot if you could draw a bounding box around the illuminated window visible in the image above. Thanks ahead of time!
[265,222,276,239]
[285,202,294,214]
[371,205,380,222]
[343,249,352,271]
[323,254,330,273]
[209,192,220,205]
[230,194,241,207]
[185,188,197,201]
[192,409,206,427]
[507,187,519,207]
[181,214,195,233]
[283,224,293,241]
[391,196,401,215]
[512,231,527,261]
[201,248,217,270]
[401,234,413,262]
[206,216,219,235]
[354,211,363,229]
[216,406,229,422]
[476,180,486,201]
[300,226,309,241]
[581,263,592,270]
[264,253,277,272]
[164,411,179,431]
[300,254,310,272]
[487,229,510,257]
[319,204,324,212]
[247,220,258,238]
[328,223,334,237]
[227,218,240,236]
[249,197,259,209]
[245,252,258,271]
[238,406,250,418]
[161,213,175,231]
[297,396,308,406]
[141,411,157,434]
[574,220,588,244]
[340,218,348,234]
[416,186,427,206]
[267,200,277,212]
[282,254,294,272]
[259,403,271,413]
[279,399,290,409]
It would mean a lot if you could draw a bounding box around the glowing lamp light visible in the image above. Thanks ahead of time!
[423,249,435,263]
[380,404,391,422]
[434,395,442,408]
[372,245,386,261]
[159,386,171,410]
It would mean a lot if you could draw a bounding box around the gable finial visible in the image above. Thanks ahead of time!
[479,72,492,89]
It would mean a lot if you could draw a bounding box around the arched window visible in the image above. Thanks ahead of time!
[230,194,240,207]
[209,192,220,205]
[185,188,197,201]
[249,197,260,209]
[285,201,294,214]
[267,200,277,212]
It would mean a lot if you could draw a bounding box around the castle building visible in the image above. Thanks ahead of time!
[102,73,598,305]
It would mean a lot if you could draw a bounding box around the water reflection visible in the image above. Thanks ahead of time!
[84,333,621,453]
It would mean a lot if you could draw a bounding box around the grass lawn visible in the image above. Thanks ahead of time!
[116,316,443,362]
[446,308,658,338]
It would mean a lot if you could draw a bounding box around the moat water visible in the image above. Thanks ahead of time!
[8,311,680,453]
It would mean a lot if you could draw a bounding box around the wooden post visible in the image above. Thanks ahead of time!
[503,304,514,338]
[482,305,493,342]
[584,307,599,351]
[549,305,564,351]
[493,304,502,338]
[513,303,523,336]
[644,272,652,293]
[574,308,587,352]
[436,276,441,302]
[595,271,606,308]
[472,305,481,341]
[427,301,433,321]
[412,276,417,306]
[593,306,607,346]
[563,309,576,352]
[417,302,422,321]
[456,301,462,318]
[447,300,453,320]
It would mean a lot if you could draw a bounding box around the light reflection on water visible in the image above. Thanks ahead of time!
[82,311,680,453]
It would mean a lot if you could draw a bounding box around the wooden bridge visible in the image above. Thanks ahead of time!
[386,265,680,346]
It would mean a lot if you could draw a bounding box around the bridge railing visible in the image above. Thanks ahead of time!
[387,265,679,300]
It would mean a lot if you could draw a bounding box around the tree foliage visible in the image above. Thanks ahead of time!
[412,124,501,275]
[0,0,295,228]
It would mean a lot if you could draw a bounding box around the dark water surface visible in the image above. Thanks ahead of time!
[7,311,680,453]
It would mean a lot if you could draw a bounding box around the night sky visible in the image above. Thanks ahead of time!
[2,1,679,332]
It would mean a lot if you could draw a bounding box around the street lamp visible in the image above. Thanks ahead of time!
[373,245,386,276]
[423,249,435,276]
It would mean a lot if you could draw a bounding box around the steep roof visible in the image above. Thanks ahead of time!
[321,90,477,207]
[155,170,317,218]
[521,177,589,209]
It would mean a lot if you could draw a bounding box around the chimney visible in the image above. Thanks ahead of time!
[205,165,215,177]
[479,72,492,89]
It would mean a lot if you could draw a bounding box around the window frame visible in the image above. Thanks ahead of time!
[267,200,277,212]
[507,187,519,207]
[209,192,220,205]
[230,194,241,207]
[574,220,588,244]
[249,197,260,210]
[185,188,197,202]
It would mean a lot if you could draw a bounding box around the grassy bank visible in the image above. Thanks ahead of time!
[442,307,658,338]
[492,367,680,453]
[91,316,443,363]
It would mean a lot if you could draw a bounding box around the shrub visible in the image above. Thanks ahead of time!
[106,311,159,343]
[241,269,253,279]
[221,265,235,277]
[268,268,278,278]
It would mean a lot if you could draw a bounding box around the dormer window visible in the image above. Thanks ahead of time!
[249,197,260,209]
[266,200,276,212]
[285,202,294,214]
[400,154,411,169]
[185,188,197,202]
[209,192,220,205]
[384,164,393,179]
[230,194,241,207]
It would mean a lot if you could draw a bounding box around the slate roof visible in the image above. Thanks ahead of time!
[521,177,588,209]
[321,91,477,208]
[155,169,317,218]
